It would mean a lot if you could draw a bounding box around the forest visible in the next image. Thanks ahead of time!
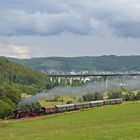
[0,58,55,119]
[9,55,140,72]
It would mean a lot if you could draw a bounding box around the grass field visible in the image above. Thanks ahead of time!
[1,102,140,140]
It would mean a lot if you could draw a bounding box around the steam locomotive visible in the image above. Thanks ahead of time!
[14,98,123,119]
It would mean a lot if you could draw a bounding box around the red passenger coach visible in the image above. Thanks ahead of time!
[45,106,57,114]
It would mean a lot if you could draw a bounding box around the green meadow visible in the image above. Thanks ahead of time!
[1,102,140,140]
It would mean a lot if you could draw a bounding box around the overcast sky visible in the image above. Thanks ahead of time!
[0,0,140,58]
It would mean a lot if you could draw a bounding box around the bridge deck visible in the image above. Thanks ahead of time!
[48,73,140,77]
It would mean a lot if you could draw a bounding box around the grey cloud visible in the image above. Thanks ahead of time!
[110,22,140,38]
[0,0,140,37]
[5,33,140,57]
[0,9,90,36]
[0,0,71,13]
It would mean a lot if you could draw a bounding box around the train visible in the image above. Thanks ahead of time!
[14,98,123,119]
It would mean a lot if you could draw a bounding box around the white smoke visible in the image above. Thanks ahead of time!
[19,93,50,106]
[19,76,140,105]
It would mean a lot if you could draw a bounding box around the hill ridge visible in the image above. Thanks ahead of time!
[8,55,140,73]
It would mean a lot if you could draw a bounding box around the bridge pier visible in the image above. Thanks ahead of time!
[65,78,68,84]
[69,77,73,85]
[102,76,108,89]
[102,77,104,87]
[105,77,108,89]
[58,77,61,84]
[83,77,87,83]
[79,76,82,84]
[50,77,53,82]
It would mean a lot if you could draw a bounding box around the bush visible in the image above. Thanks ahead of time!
[82,92,102,101]
[107,91,121,99]
[66,101,73,104]
[0,100,14,119]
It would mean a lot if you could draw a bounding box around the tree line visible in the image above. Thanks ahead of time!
[82,88,140,102]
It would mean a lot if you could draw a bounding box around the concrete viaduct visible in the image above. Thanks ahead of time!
[48,73,140,88]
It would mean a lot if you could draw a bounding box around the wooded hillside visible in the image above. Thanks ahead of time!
[9,55,140,73]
